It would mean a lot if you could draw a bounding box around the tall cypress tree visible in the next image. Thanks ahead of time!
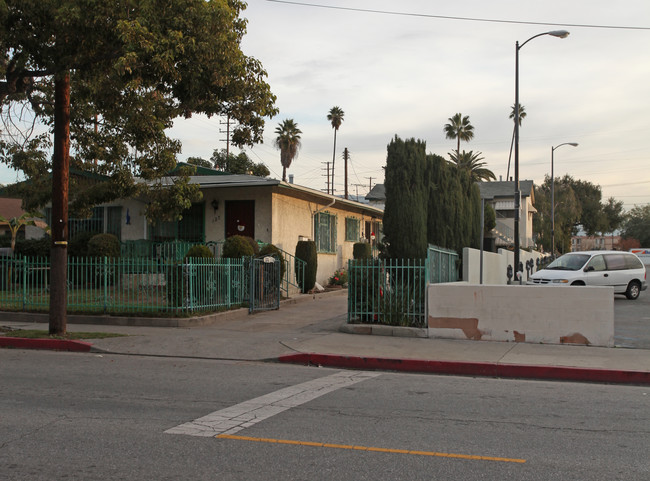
[383,136,428,259]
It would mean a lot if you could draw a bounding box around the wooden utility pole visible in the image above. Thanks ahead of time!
[50,71,71,336]
[343,148,349,199]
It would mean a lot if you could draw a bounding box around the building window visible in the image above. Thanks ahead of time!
[150,203,205,242]
[345,217,360,242]
[314,212,337,253]
[45,206,122,240]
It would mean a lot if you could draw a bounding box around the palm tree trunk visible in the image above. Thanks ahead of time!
[331,129,337,195]
[282,165,287,182]
[506,125,515,181]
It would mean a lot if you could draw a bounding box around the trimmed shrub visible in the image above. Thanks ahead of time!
[15,236,51,258]
[184,244,215,260]
[245,236,260,255]
[353,242,371,260]
[258,243,286,278]
[88,233,120,258]
[69,231,99,257]
[222,235,255,258]
[295,240,317,293]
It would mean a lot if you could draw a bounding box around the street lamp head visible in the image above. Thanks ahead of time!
[568,142,578,147]
[548,30,570,38]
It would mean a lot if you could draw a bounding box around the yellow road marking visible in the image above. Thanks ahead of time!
[217,434,526,464]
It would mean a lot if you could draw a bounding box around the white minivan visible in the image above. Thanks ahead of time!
[527,250,647,300]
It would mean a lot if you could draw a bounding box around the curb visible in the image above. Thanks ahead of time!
[0,337,93,352]
[278,353,650,386]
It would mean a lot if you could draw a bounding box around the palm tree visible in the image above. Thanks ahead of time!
[327,106,344,194]
[448,150,496,182]
[444,113,474,155]
[506,104,526,180]
[274,119,302,182]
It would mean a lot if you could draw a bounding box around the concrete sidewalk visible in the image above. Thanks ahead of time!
[1,290,649,385]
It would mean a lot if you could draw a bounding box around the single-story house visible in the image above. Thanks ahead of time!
[38,173,383,287]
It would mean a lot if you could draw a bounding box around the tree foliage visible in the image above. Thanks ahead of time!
[0,0,277,220]
[383,137,428,259]
[533,175,625,254]
[274,118,301,182]
[210,148,269,177]
[622,205,650,246]
[383,136,480,260]
[443,113,474,155]
[448,150,495,182]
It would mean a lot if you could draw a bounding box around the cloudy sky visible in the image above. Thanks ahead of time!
[4,0,649,210]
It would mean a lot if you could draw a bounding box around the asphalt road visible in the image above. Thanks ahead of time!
[614,292,650,349]
[1,350,648,481]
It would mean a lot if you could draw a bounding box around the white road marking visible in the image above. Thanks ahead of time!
[165,371,380,437]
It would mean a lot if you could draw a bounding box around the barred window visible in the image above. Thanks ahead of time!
[314,212,337,253]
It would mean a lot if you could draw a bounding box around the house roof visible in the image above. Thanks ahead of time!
[477,180,534,199]
[0,197,25,223]
[152,174,384,217]
[365,184,385,201]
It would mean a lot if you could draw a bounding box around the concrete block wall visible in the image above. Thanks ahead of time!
[462,247,545,285]
[428,283,614,346]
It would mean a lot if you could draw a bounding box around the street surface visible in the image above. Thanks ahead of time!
[614,292,650,349]
[1,350,648,480]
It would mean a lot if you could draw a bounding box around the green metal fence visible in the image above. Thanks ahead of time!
[347,245,459,327]
[120,240,304,298]
[0,256,250,315]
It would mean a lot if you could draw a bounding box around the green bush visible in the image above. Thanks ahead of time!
[88,233,120,258]
[259,243,285,278]
[184,244,215,260]
[15,236,51,258]
[353,242,371,260]
[246,237,260,255]
[222,235,255,258]
[295,240,317,293]
[69,231,99,257]
[328,268,347,286]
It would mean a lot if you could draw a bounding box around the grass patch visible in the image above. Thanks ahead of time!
[0,328,127,340]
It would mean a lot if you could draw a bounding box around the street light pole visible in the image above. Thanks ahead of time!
[513,30,569,279]
[551,142,578,257]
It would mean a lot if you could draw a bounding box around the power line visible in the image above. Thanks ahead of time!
[267,1,650,31]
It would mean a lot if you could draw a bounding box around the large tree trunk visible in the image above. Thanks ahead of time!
[49,71,71,336]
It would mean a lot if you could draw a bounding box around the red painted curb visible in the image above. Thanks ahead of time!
[278,353,650,385]
[0,337,93,352]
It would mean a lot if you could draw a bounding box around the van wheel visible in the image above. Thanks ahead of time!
[625,281,641,300]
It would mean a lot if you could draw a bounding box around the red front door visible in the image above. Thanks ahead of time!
[225,200,255,238]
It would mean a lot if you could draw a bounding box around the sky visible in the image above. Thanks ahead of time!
[3,0,649,210]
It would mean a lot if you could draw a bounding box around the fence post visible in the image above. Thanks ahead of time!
[226,258,231,307]
[22,256,27,312]
[103,256,108,313]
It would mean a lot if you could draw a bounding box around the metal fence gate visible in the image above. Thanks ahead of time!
[249,256,281,313]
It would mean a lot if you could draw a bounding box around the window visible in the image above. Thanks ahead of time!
[150,203,205,242]
[345,217,360,242]
[586,255,606,272]
[314,212,337,253]
[45,206,122,240]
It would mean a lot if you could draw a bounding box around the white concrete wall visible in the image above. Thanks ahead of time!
[427,283,614,346]
[463,247,545,284]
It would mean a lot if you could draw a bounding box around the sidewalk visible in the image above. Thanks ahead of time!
[1,290,649,385]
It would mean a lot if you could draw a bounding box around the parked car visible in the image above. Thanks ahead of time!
[527,250,647,300]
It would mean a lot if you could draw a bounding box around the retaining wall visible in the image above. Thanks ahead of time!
[427,283,614,346]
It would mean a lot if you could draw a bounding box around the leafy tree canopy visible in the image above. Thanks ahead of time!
[622,205,650,246]
[0,0,278,220]
[533,175,625,254]
[210,148,269,177]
